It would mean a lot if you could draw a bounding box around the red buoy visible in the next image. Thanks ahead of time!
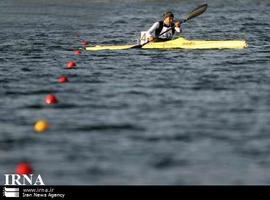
[67,61,76,69]
[16,163,33,175]
[81,40,89,46]
[58,76,69,83]
[74,50,81,55]
[45,94,58,105]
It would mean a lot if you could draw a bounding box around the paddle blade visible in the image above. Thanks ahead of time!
[183,3,208,22]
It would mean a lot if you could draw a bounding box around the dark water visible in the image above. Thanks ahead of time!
[0,0,270,184]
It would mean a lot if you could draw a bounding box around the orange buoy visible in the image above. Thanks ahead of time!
[58,76,69,83]
[45,94,58,105]
[67,61,76,69]
[16,163,33,175]
[34,120,50,133]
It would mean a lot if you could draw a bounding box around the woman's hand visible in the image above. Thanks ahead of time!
[147,36,156,42]
[175,20,181,28]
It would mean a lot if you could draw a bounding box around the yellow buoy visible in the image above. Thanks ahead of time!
[34,120,50,133]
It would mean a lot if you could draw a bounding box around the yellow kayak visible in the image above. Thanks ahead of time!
[85,37,248,51]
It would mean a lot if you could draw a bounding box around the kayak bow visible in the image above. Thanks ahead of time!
[85,37,248,51]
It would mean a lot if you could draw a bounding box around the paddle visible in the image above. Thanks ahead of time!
[131,3,208,49]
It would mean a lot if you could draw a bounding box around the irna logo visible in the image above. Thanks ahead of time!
[4,174,45,186]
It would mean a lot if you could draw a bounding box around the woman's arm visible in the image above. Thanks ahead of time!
[145,22,160,41]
